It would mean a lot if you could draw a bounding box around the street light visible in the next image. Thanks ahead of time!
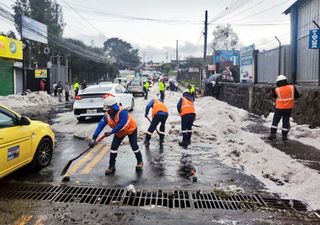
[275,36,281,76]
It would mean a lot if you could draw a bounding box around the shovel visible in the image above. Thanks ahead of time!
[60,134,106,176]
[145,116,161,135]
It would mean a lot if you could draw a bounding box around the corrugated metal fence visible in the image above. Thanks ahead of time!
[257,45,291,84]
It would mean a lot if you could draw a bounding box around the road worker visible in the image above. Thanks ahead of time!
[73,81,79,96]
[187,84,196,100]
[144,97,169,145]
[268,75,300,141]
[89,96,143,175]
[143,80,150,100]
[158,79,165,101]
[177,91,196,147]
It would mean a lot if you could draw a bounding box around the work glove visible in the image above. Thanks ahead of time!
[104,131,111,137]
[88,138,96,147]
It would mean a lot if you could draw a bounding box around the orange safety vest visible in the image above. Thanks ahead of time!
[152,98,168,117]
[180,97,195,116]
[105,107,137,138]
[275,85,295,109]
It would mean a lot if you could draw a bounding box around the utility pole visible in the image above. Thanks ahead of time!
[176,40,179,70]
[275,36,281,75]
[201,10,208,89]
[312,20,320,86]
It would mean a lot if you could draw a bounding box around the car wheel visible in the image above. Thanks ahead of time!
[31,137,53,169]
[77,117,86,122]
[130,99,135,111]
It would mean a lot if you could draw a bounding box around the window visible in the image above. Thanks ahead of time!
[115,86,123,93]
[0,110,17,128]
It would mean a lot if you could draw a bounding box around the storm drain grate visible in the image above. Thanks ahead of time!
[52,186,125,205]
[0,184,311,213]
[192,192,263,210]
[0,184,62,201]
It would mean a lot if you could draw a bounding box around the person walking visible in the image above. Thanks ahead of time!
[143,80,149,100]
[40,79,45,91]
[57,81,63,102]
[158,79,165,101]
[53,82,58,97]
[65,82,70,102]
[268,75,300,141]
[177,91,196,147]
[73,81,79,96]
[89,96,144,175]
[169,80,176,96]
[144,98,169,145]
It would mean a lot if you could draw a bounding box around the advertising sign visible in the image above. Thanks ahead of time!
[309,29,320,49]
[35,69,47,78]
[0,35,23,60]
[240,44,255,83]
[21,15,48,44]
[213,50,239,65]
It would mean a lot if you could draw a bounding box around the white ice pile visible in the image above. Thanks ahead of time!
[0,91,59,109]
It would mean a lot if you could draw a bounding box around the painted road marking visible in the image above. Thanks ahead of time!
[12,215,33,225]
[66,143,103,176]
[80,145,110,174]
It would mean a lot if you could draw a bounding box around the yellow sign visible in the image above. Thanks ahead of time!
[0,35,23,60]
[35,69,47,78]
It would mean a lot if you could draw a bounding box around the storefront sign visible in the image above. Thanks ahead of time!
[309,29,320,49]
[0,35,23,60]
[35,69,47,78]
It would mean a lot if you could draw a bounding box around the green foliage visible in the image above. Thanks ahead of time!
[212,24,239,51]
[187,57,202,68]
[160,63,172,75]
[103,37,140,68]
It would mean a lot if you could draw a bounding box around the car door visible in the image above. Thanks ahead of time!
[0,108,33,177]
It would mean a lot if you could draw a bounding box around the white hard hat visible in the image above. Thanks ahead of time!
[103,96,117,110]
[276,75,287,82]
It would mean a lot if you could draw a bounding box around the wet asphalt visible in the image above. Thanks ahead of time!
[1,100,320,224]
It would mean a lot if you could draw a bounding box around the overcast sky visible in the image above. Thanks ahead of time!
[0,0,296,62]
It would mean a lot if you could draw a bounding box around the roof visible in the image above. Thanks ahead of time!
[284,0,306,15]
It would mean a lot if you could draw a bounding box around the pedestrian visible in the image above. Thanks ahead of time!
[169,81,175,96]
[53,81,57,97]
[143,80,149,100]
[187,84,196,100]
[158,79,165,101]
[57,81,63,102]
[89,96,144,175]
[144,97,169,145]
[177,91,196,147]
[73,81,79,96]
[81,80,87,90]
[40,79,45,91]
[268,75,300,141]
[65,82,70,102]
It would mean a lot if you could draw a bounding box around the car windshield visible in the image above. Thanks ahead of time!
[130,80,141,86]
[81,86,112,93]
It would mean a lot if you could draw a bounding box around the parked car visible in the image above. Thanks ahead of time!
[113,77,128,87]
[73,84,134,122]
[0,104,55,179]
[127,78,144,96]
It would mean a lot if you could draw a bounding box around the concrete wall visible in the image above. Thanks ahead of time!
[216,83,320,128]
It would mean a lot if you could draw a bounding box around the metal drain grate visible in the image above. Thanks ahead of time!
[192,192,262,210]
[0,184,311,214]
[123,190,191,208]
[0,184,62,201]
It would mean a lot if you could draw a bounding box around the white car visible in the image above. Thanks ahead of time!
[73,84,134,122]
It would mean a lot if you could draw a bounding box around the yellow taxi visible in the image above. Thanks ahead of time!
[0,104,55,178]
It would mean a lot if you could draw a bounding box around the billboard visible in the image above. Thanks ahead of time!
[240,44,255,83]
[35,69,47,78]
[213,50,239,65]
[309,29,320,49]
[0,35,23,60]
[21,15,48,44]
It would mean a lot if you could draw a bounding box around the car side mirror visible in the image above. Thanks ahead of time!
[19,116,30,126]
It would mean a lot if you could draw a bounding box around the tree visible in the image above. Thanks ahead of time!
[103,37,140,68]
[211,24,239,51]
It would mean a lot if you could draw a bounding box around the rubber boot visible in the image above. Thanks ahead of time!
[105,167,115,175]
[105,152,117,175]
[159,134,164,145]
[267,133,276,141]
[144,134,151,145]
